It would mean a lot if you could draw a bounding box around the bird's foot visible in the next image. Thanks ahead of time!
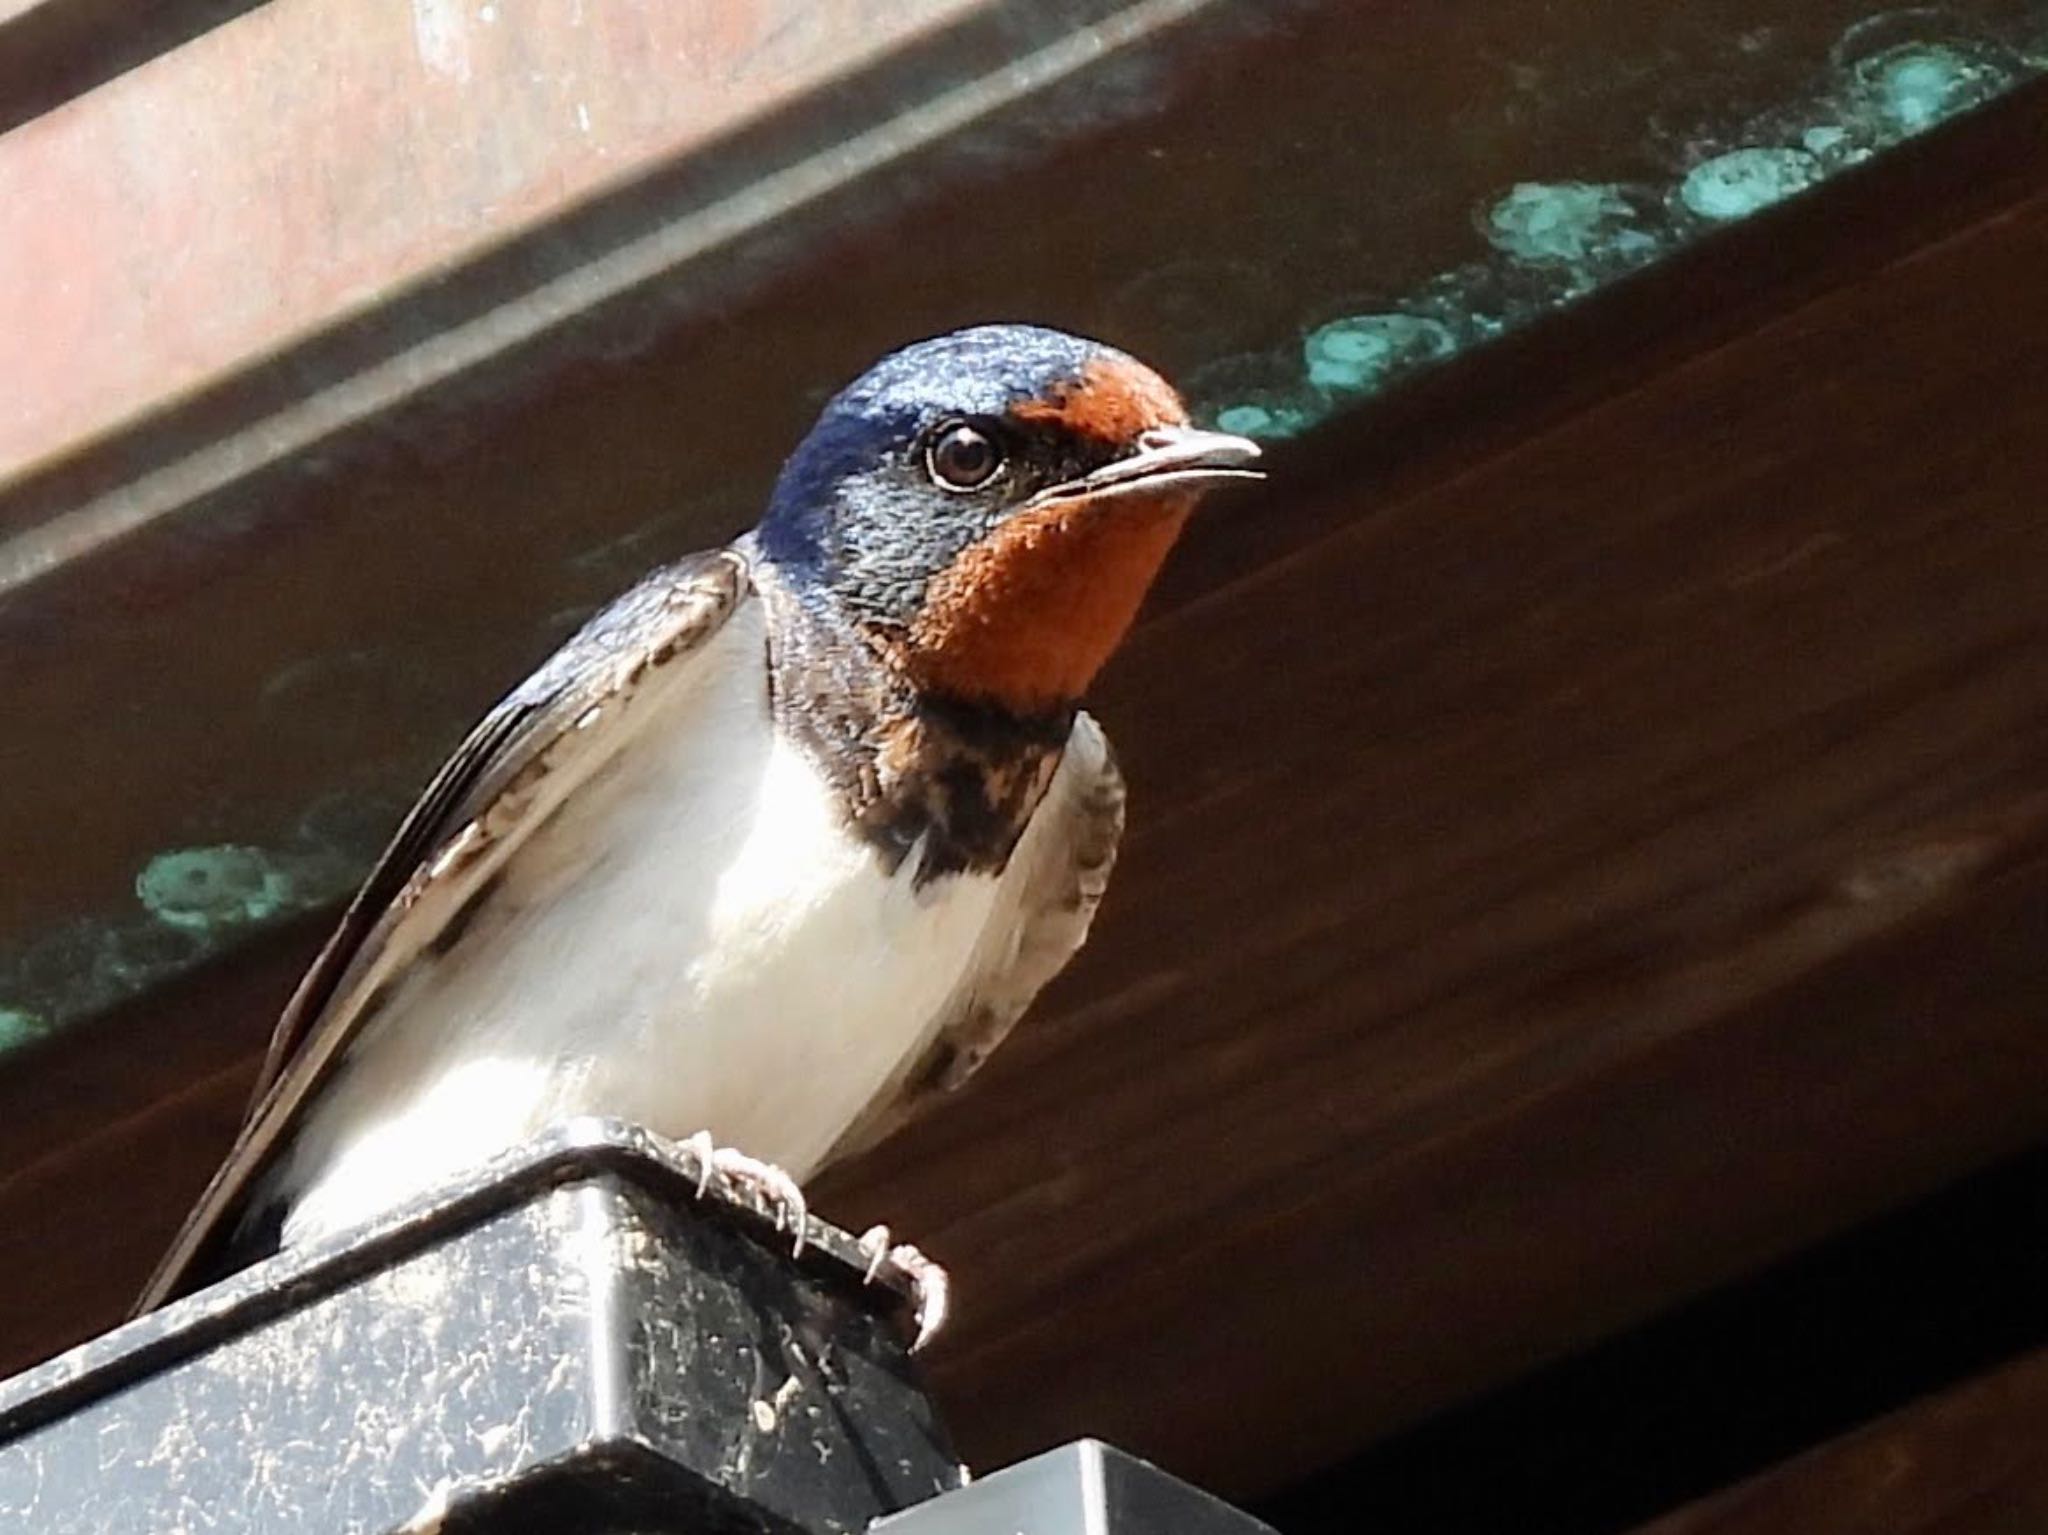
[858,1225,950,1352]
[681,1131,809,1257]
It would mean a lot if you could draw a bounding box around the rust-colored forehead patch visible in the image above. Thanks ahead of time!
[1009,354,1189,443]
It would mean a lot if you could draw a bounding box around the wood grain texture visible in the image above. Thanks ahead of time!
[0,0,986,473]
[1636,1348,2048,1535]
[0,926,316,1344]
[1,71,2046,1516]
[845,167,2048,1489]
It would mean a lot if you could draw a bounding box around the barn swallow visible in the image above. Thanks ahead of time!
[137,324,1261,1343]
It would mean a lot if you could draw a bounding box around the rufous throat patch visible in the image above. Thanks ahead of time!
[902,491,1194,712]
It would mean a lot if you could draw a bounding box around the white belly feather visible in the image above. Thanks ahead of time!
[276,603,1000,1245]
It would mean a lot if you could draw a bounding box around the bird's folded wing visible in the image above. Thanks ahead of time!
[822,711,1126,1167]
[134,549,752,1314]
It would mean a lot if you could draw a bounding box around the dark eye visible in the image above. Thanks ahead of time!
[925,421,1004,491]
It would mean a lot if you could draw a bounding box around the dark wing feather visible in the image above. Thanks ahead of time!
[242,701,533,1113]
[135,549,751,1313]
[821,712,1125,1166]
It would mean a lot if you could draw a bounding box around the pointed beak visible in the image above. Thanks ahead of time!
[1032,424,1265,506]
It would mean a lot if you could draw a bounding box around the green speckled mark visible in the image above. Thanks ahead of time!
[1303,314,1458,395]
[1213,399,1321,440]
[1482,182,1660,268]
[0,793,398,1057]
[1188,351,1333,443]
[1680,148,1824,220]
[1802,124,1853,156]
[1175,11,2041,453]
[1854,40,2014,132]
[0,1007,51,1053]
[137,845,301,933]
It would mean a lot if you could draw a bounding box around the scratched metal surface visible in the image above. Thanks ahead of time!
[0,1121,956,1534]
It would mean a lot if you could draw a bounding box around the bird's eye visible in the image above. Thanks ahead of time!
[925,421,1004,492]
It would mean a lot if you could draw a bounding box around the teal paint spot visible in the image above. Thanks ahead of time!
[1302,314,1457,395]
[86,922,206,994]
[1679,148,1824,221]
[0,811,378,1039]
[137,845,299,934]
[1482,182,1658,268]
[1801,125,1852,156]
[1857,41,2009,133]
[0,918,204,1038]
[1408,263,1515,342]
[1214,397,1322,441]
[1189,352,1331,442]
[1834,15,2024,139]
[0,1007,51,1053]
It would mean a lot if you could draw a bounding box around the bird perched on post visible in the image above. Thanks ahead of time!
[136,324,1261,1342]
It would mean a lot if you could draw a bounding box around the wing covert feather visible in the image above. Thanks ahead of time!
[135,549,751,1313]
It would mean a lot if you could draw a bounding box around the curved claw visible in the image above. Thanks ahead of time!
[888,1242,950,1352]
[681,1130,717,1199]
[709,1145,809,1258]
[857,1227,947,1349]
[856,1225,893,1286]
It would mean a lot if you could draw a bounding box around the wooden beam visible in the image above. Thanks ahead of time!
[0,0,997,472]
[1635,1349,2048,1534]
[0,0,265,138]
[846,130,2048,1486]
[3,9,2048,1509]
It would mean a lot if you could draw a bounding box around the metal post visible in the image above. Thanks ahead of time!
[0,1120,960,1534]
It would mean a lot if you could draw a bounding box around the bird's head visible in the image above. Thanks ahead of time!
[754,324,1261,717]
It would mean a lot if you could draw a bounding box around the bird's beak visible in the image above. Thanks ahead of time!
[1031,424,1264,507]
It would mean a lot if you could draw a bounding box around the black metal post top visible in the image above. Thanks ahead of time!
[0,1118,955,1534]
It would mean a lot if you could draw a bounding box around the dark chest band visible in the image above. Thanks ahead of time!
[755,571,1072,885]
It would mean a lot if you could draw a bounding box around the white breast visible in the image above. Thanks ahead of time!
[275,602,1001,1245]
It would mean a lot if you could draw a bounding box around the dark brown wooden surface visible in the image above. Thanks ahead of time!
[1637,1348,2048,1534]
[880,145,2048,1488]
[1,47,2046,1521]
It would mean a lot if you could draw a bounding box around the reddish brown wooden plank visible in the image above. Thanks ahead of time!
[0,0,983,474]
[2,65,2047,1513]
[0,927,313,1342]
[829,169,2048,1487]
[1637,1349,2048,1534]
